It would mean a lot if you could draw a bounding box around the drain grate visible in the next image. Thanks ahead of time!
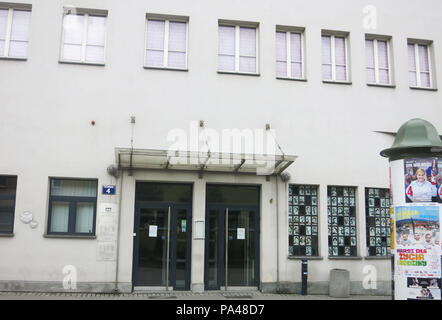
[148,295,177,299]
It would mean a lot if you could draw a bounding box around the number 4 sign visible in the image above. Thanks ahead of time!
[102,185,116,195]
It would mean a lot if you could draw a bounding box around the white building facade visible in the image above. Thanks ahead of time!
[0,0,441,294]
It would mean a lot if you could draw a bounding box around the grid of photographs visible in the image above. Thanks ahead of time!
[288,185,319,256]
[327,186,357,257]
[365,188,391,256]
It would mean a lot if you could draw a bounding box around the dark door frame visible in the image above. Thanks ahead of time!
[132,200,192,291]
[204,203,260,290]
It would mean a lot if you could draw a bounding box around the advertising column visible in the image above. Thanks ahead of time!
[381,119,442,300]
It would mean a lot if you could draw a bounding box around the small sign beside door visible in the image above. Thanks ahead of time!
[237,228,246,240]
[149,225,158,237]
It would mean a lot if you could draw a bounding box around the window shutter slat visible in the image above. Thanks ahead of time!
[418,44,429,72]
[0,9,9,41]
[146,19,165,67]
[407,44,416,71]
[218,25,235,55]
[275,31,286,61]
[168,21,186,52]
[239,26,256,57]
[146,19,165,50]
[377,40,388,69]
[321,35,331,64]
[275,31,286,77]
[290,33,301,62]
[218,25,235,71]
[365,40,374,68]
[334,37,346,65]
[63,14,84,45]
[87,15,106,46]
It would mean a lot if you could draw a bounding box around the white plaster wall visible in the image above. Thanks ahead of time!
[1,0,442,289]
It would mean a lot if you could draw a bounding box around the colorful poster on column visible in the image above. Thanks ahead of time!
[394,205,442,299]
[404,158,442,203]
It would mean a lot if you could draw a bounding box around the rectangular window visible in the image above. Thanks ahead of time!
[276,28,304,79]
[0,6,31,59]
[408,41,433,88]
[365,188,391,257]
[322,33,349,82]
[366,38,391,85]
[60,9,107,64]
[288,185,319,256]
[0,175,17,234]
[145,16,188,69]
[47,178,97,236]
[327,186,357,257]
[218,22,258,74]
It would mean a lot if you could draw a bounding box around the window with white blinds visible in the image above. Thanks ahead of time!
[218,24,258,74]
[408,42,432,88]
[60,12,106,64]
[276,30,304,79]
[0,8,31,59]
[365,39,391,85]
[322,34,348,82]
[145,18,188,69]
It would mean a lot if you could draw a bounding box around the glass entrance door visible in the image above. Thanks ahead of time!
[133,203,191,290]
[205,204,260,290]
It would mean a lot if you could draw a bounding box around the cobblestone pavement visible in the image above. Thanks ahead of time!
[0,291,391,300]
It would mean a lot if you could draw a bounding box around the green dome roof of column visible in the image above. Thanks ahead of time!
[380,118,442,160]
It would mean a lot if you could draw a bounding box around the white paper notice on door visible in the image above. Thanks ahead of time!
[237,228,245,240]
[149,225,158,237]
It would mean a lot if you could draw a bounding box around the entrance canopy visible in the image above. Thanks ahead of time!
[115,148,297,176]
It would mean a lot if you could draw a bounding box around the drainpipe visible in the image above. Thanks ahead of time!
[114,169,124,293]
[275,175,280,292]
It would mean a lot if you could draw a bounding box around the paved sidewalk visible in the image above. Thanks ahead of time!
[0,291,391,300]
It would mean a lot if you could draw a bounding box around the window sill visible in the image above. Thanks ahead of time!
[44,234,96,239]
[276,77,307,82]
[364,255,392,260]
[217,71,260,77]
[288,256,323,260]
[367,83,396,89]
[144,66,188,72]
[409,86,438,92]
[322,80,352,85]
[0,57,27,61]
[59,60,105,67]
[328,256,363,260]
[0,233,14,237]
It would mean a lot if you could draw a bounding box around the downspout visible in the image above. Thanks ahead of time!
[275,175,280,292]
[114,169,124,293]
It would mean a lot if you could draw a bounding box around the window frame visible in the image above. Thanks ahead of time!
[365,36,393,86]
[0,5,32,60]
[0,175,17,235]
[408,40,434,89]
[217,20,259,75]
[275,26,305,80]
[46,178,98,237]
[144,14,189,71]
[59,8,108,66]
[321,31,351,84]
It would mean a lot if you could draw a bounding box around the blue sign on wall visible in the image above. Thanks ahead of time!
[102,185,116,195]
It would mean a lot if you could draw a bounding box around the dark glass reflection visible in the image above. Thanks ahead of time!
[136,183,192,203]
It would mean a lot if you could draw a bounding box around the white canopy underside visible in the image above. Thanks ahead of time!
[115,148,297,176]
